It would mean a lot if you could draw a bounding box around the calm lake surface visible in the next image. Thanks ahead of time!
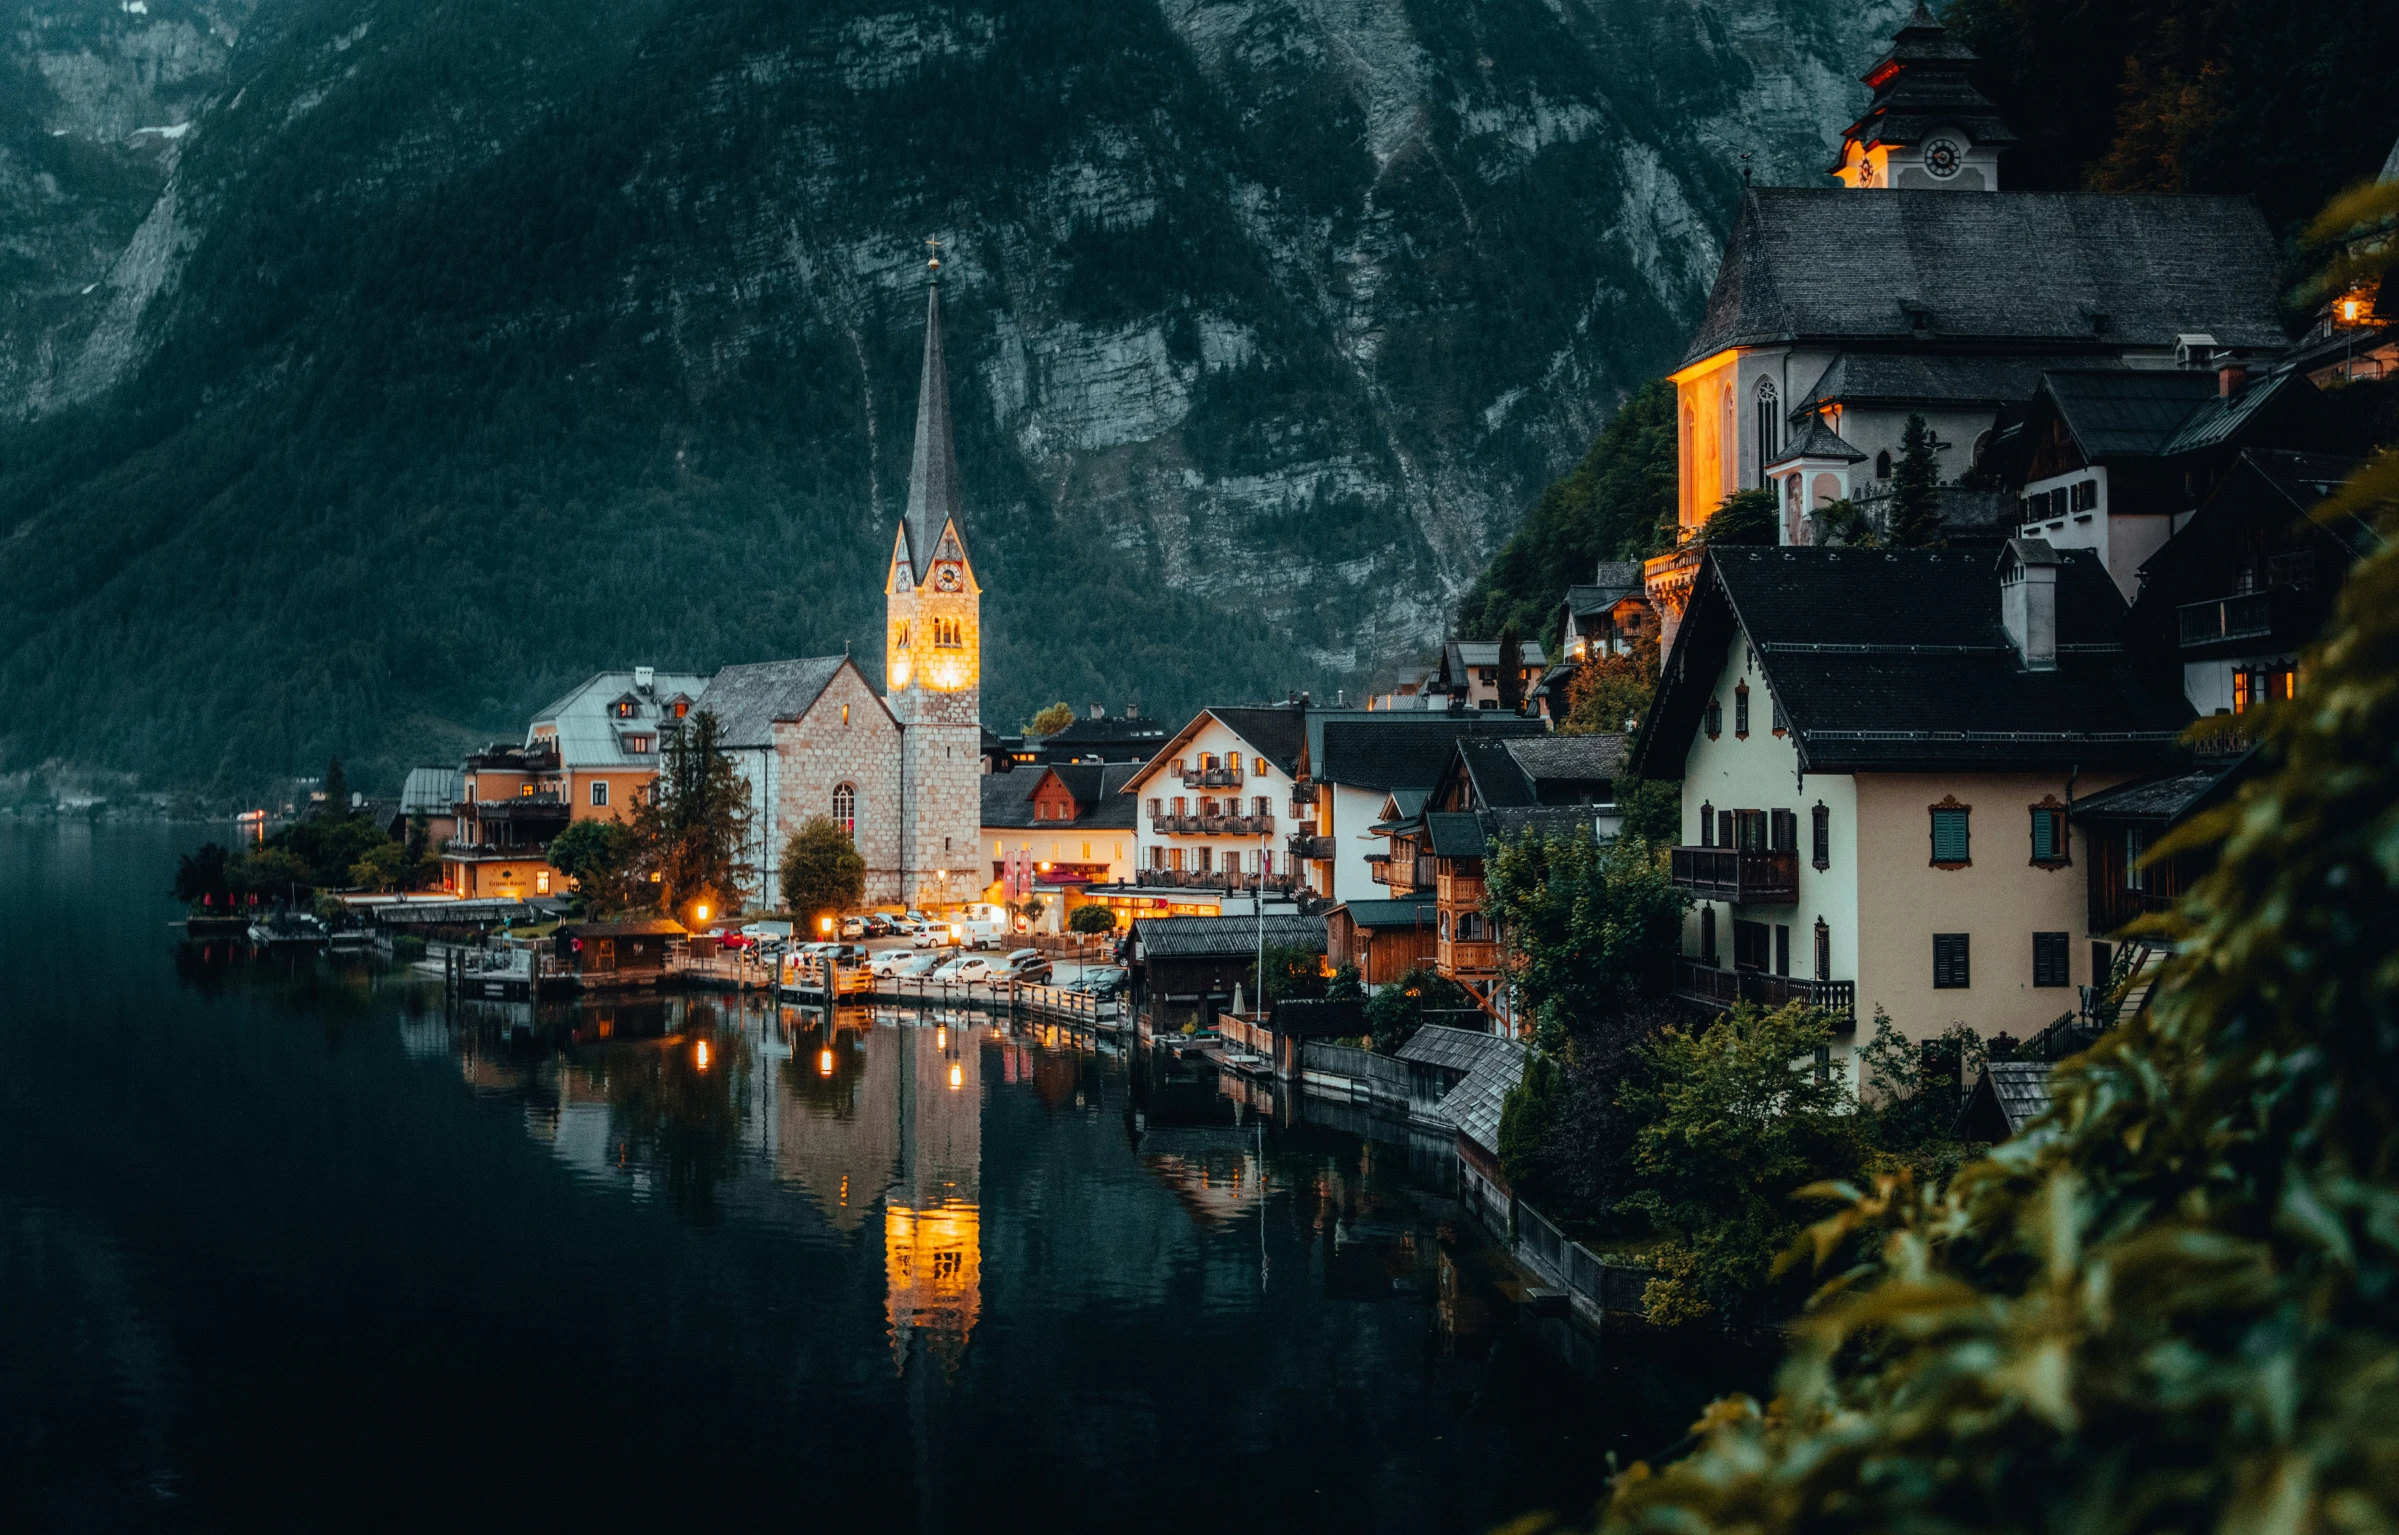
[0,822,1759,1533]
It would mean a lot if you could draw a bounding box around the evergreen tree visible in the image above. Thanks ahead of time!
[632,710,752,921]
[1496,620,1525,712]
[320,756,350,819]
[1886,414,1944,548]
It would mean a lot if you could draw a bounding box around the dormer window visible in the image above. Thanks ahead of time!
[613,695,639,720]
[627,735,653,755]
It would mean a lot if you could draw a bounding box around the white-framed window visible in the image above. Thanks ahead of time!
[833,783,856,837]
[590,781,609,808]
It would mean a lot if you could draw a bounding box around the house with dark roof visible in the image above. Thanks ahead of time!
[1643,4,2290,648]
[1324,898,1437,988]
[1128,913,1327,1024]
[2121,449,2380,718]
[1016,709,1172,765]
[1981,365,2337,600]
[1298,712,1550,906]
[1116,703,1312,918]
[979,760,1142,907]
[1629,543,2192,1060]
[1429,638,1549,711]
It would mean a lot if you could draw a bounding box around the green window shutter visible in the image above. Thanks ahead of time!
[1932,807,1970,863]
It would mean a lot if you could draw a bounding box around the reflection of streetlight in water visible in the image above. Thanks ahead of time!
[695,1039,710,1072]
[948,1062,963,1090]
[819,1048,834,1077]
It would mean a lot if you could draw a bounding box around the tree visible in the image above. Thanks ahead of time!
[1483,829,1687,1042]
[778,815,865,928]
[1885,413,1944,547]
[549,818,644,912]
[319,756,351,819]
[172,843,233,906]
[1560,644,1655,736]
[1027,702,1076,737]
[1067,902,1118,935]
[350,840,408,891]
[632,710,752,920]
[1455,379,1679,641]
[1496,620,1526,712]
[1363,966,1477,1055]
[1810,496,1878,548]
[1612,1001,1861,1326]
[1248,942,1327,1005]
[1596,442,2399,1529]
[1699,487,1777,547]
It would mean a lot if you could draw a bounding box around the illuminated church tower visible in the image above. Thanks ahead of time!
[885,246,984,907]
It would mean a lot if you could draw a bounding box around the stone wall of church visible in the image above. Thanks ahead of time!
[900,723,985,907]
[770,666,905,906]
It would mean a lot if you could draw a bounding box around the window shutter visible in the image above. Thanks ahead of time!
[1811,804,1830,869]
[1931,806,1971,864]
[1770,808,1796,852]
[1699,802,1715,847]
[2033,931,2069,987]
[1933,932,1970,988]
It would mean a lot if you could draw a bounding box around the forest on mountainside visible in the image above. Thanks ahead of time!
[0,0,1916,801]
[1450,0,2399,649]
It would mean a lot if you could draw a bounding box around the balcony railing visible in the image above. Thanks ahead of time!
[2178,591,2275,648]
[1150,813,1276,836]
[1367,856,1411,890]
[1669,847,1799,904]
[1180,768,1244,788]
[1438,872,1486,905]
[1439,939,1501,975]
[474,795,570,823]
[1288,834,1336,861]
[1672,959,1855,1021]
[1290,782,1320,807]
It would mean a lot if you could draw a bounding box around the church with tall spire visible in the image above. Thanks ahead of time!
[693,245,984,912]
[883,243,985,904]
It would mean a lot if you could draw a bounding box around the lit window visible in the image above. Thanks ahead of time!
[519,784,534,798]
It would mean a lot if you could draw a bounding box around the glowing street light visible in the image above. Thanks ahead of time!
[820,915,834,935]
[948,1062,963,1090]
[695,903,711,923]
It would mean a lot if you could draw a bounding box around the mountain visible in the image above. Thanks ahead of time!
[0,0,1908,796]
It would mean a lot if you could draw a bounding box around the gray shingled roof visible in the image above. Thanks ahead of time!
[2038,370,2225,459]
[1769,412,1867,465]
[532,669,711,769]
[1797,352,2104,412]
[1134,914,1326,959]
[701,658,849,749]
[1683,189,2287,366]
[1397,1023,1507,1074]
[1436,1037,1528,1154]
[2070,764,2240,822]
[1976,1060,2055,1137]
[982,762,1143,829]
[1422,811,1489,859]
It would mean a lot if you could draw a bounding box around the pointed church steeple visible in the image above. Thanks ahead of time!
[900,246,965,584]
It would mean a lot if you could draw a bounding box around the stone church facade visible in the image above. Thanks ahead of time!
[703,265,985,912]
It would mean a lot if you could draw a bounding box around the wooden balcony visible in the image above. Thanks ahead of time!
[1672,959,1854,1022]
[1439,939,1500,976]
[1669,846,1799,904]
[1437,872,1486,905]
[1288,834,1336,861]
[1180,767,1244,788]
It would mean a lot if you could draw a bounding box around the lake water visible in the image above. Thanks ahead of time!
[0,822,1758,1533]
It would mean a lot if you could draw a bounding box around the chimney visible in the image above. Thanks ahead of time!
[1089,704,1105,719]
[1125,702,1138,720]
[633,665,656,692]
[2218,353,2249,397]
[1999,538,2061,672]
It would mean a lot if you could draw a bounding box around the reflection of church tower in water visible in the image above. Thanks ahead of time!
[884,1023,982,1372]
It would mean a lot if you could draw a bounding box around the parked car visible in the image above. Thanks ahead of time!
[910,922,944,948]
[949,956,995,984]
[928,955,976,983]
[838,915,865,940]
[863,914,894,938]
[892,952,944,980]
[742,920,794,946]
[1001,949,1052,984]
[868,950,911,978]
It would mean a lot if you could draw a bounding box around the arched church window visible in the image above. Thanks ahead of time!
[833,784,856,837]
[1754,379,1780,482]
[1681,399,1697,528]
[1720,386,1737,500]
[1875,450,1892,481]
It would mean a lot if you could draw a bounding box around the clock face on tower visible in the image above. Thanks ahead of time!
[934,562,961,592]
[1923,138,1963,179]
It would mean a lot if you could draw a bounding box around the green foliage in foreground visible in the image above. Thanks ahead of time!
[1591,450,2399,1531]
[548,818,645,914]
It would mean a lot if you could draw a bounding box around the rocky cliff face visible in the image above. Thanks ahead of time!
[0,0,1905,789]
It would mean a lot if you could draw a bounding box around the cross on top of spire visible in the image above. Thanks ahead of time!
[925,235,942,282]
